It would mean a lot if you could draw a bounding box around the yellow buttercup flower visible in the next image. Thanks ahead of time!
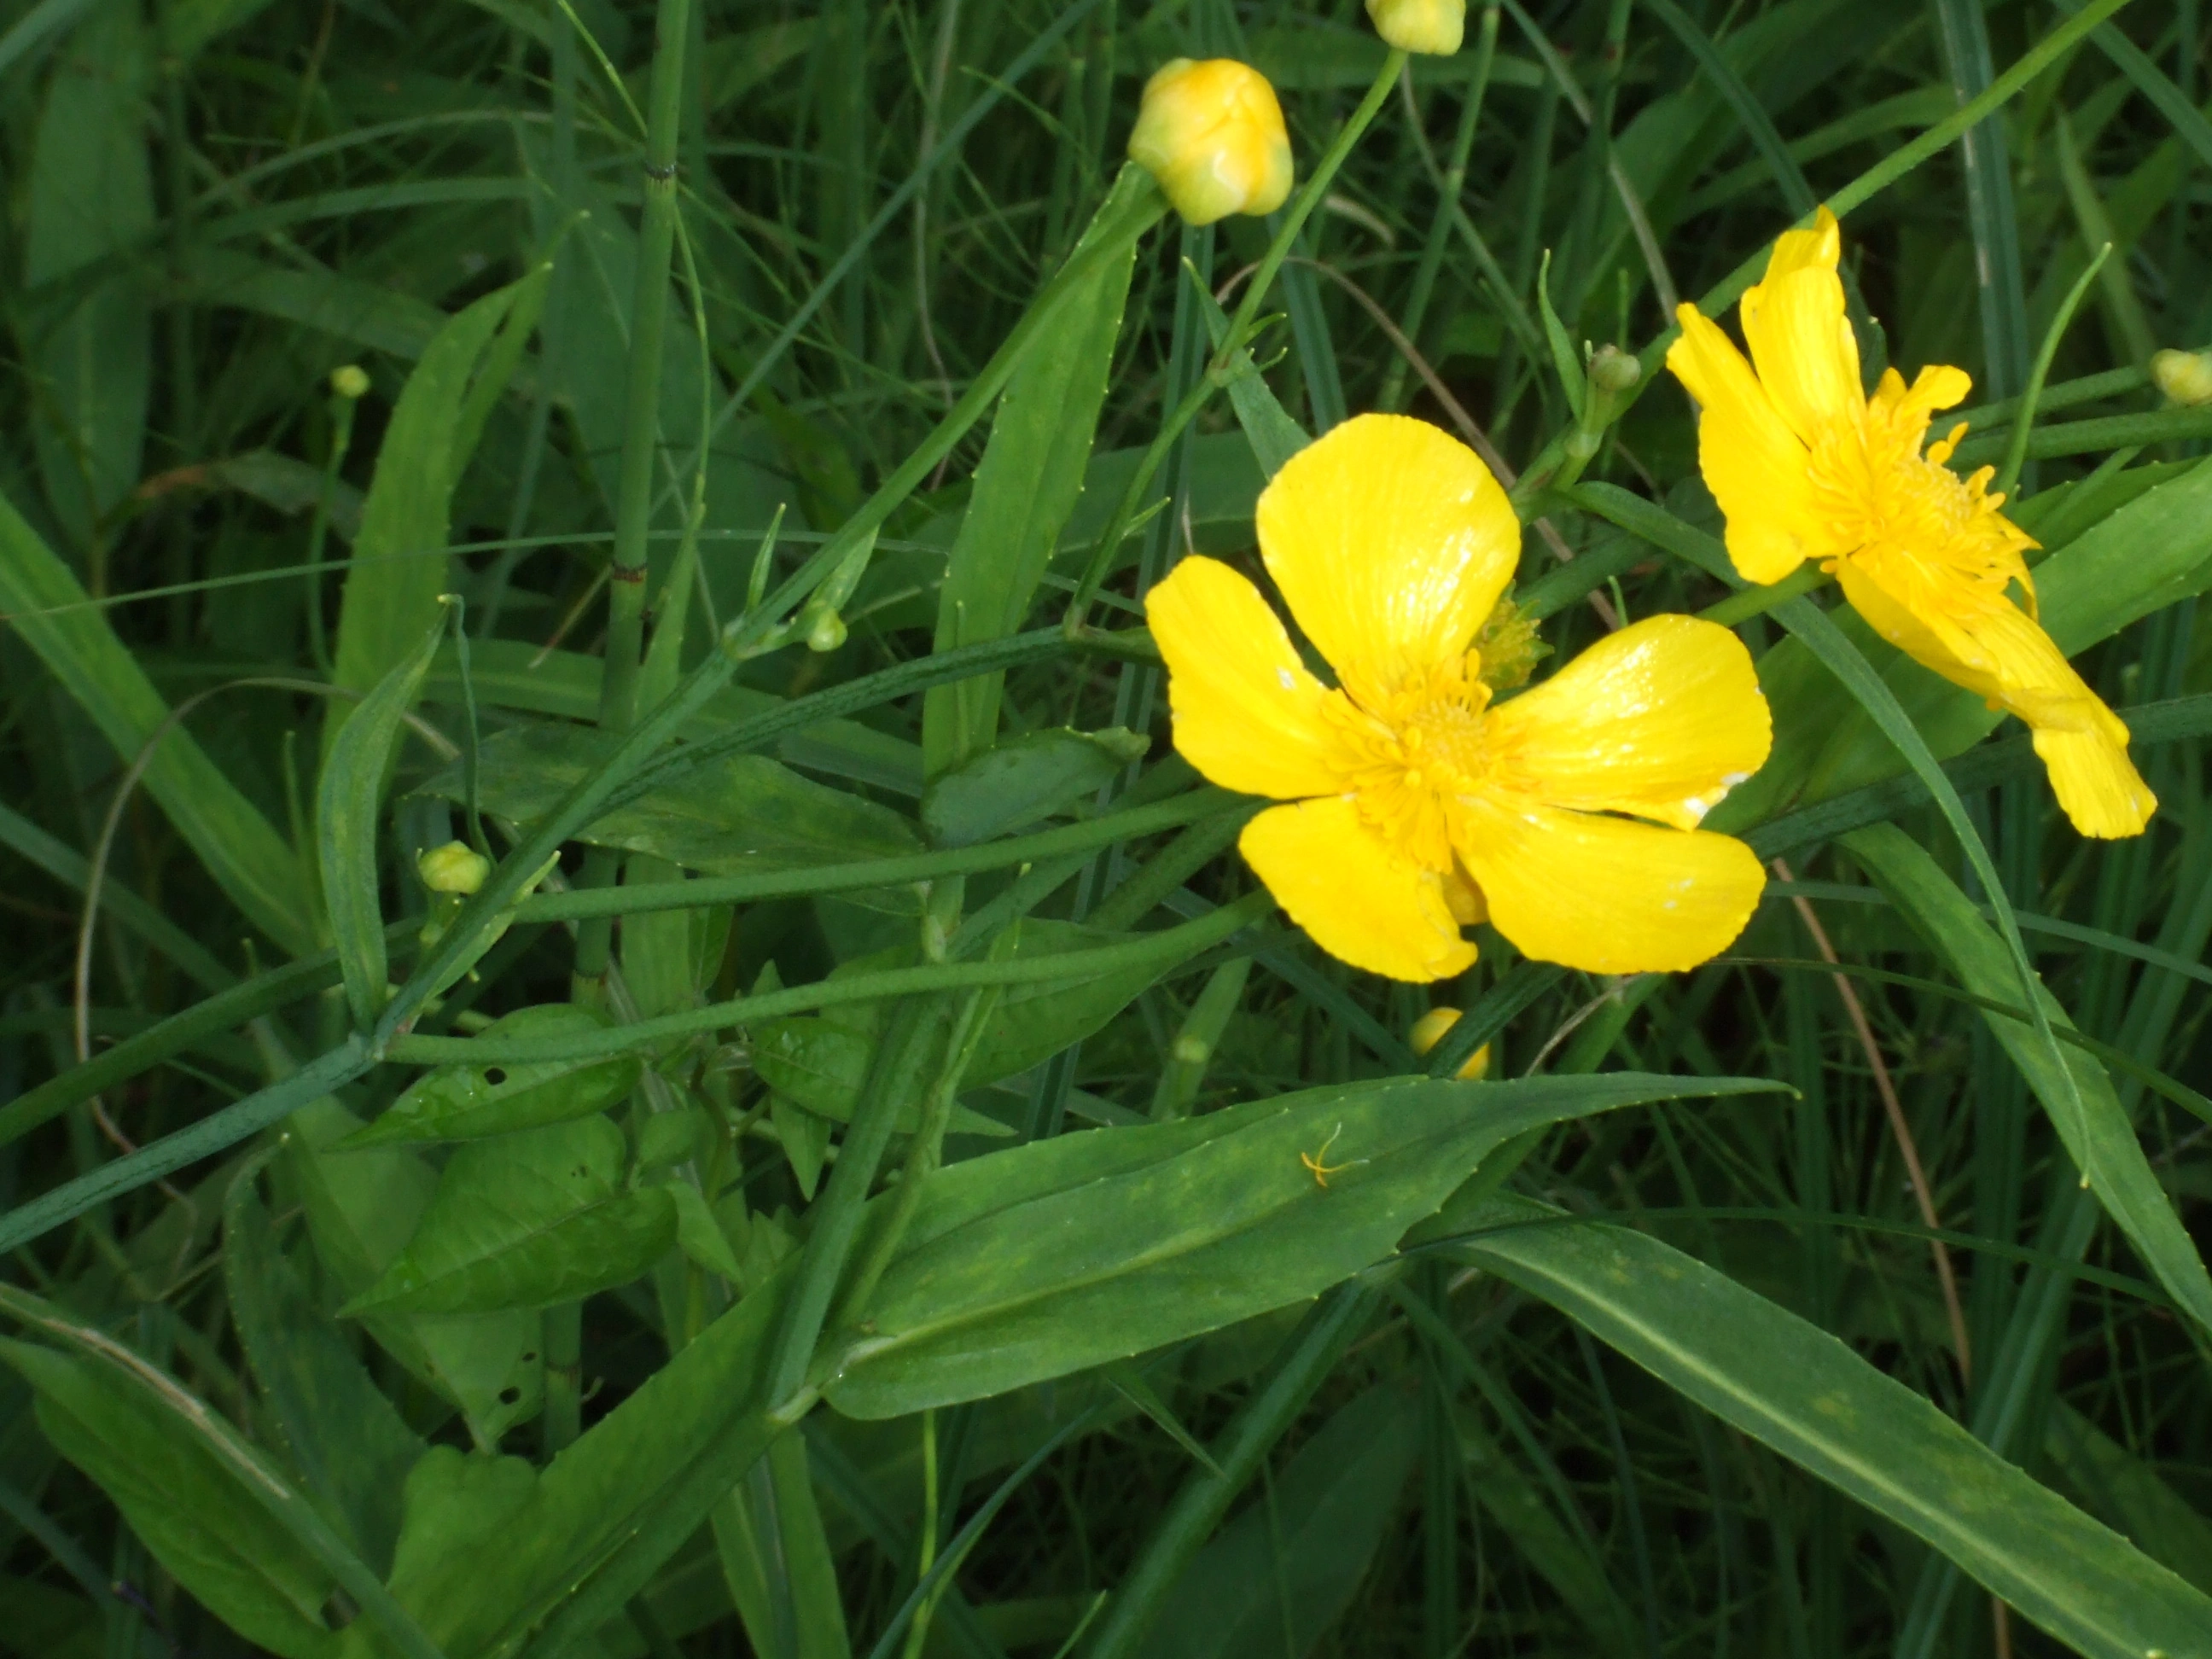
[1147,414,1773,983]
[2151,347,2212,407]
[1127,59,1293,226]
[1668,208,2154,839]
[1367,0,1465,54]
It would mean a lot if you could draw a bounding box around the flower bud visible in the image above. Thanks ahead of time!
[1127,59,1293,226]
[1409,1006,1490,1080]
[330,364,370,400]
[418,840,490,895]
[1588,343,1643,393]
[1366,0,1465,55]
[2151,348,2212,408]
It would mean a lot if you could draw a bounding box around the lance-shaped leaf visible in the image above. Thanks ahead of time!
[825,1072,1781,1417]
[922,725,1150,847]
[1453,1192,2212,1659]
[317,602,450,1032]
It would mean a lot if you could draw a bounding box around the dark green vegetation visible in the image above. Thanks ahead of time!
[3,0,2210,1653]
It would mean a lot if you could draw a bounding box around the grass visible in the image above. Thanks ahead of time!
[0,0,2209,1655]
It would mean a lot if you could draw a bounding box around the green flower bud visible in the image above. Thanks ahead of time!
[330,364,371,400]
[418,840,490,895]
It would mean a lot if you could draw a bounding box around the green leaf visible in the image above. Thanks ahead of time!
[921,726,1150,847]
[0,1336,342,1659]
[162,0,277,59]
[921,178,1143,774]
[2044,1401,2212,1596]
[180,247,447,362]
[1535,249,1586,422]
[224,1164,425,1576]
[667,1180,748,1282]
[342,1116,676,1317]
[826,1072,1781,1417]
[0,487,310,952]
[424,720,918,896]
[966,917,1210,1086]
[24,0,151,549]
[1455,1194,2212,1659]
[329,277,527,713]
[381,1447,541,1621]
[317,602,450,1031]
[1191,274,1313,479]
[1140,1382,1420,1659]
[750,1014,1012,1138]
[1844,824,2212,1335]
[339,1004,642,1147]
[712,1433,854,1659]
[288,1101,544,1442]
[367,1267,795,1659]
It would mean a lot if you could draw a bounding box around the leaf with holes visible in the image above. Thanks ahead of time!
[341,1116,675,1318]
[338,1004,642,1148]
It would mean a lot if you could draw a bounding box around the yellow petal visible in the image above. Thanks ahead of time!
[1240,797,1476,982]
[1450,793,1766,974]
[2032,728,2157,839]
[1147,556,1354,800]
[1834,560,2154,837]
[1484,614,1773,830]
[1254,414,1519,702]
[1665,307,1825,584]
[1761,205,1842,282]
[1741,263,1862,440]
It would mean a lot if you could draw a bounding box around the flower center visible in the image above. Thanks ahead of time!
[1323,655,1495,870]
[1804,402,2034,604]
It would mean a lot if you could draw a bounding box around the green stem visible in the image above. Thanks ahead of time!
[1381,9,1499,412]
[391,893,1272,1068]
[1080,1283,1379,1659]
[512,792,1238,925]
[304,393,355,675]
[1995,247,2110,502]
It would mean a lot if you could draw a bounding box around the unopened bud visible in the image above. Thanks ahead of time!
[2151,348,2212,408]
[1366,0,1465,55]
[804,605,847,654]
[1409,1006,1490,1080]
[330,364,370,400]
[1589,344,1643,394]
[1128,59,1293,226]
[418,841,490,895]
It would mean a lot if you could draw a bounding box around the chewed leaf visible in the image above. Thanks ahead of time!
[338,1004,641,1148]
[341,1117,675,1317]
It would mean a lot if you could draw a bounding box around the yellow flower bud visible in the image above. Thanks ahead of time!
[330,364,370,400]
[1409,1006,1490,1080]
[417,840,490,895]
[2151,348,2212,408]
[1127,59,1293,226]
[1366,0,1465,55]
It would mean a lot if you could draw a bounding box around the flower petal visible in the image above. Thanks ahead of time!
[1833,559,2153,836]
[1147,556,1354,800]
[1450,793,1766,974]
[1666,306,1825,584]
[1742,262,1863,441]
[1254,413,1518,701]
[1240,797,1476,982]
[1484,614,1773,830]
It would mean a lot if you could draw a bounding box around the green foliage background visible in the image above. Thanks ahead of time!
[1,0,2209,1654]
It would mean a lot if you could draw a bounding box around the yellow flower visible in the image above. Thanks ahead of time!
[1146,414,1773,983]
[1668,208,2154,839]
[1127,59,1293,226]
[1409,1006,1489,1078]
[1367,0,1465,55]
